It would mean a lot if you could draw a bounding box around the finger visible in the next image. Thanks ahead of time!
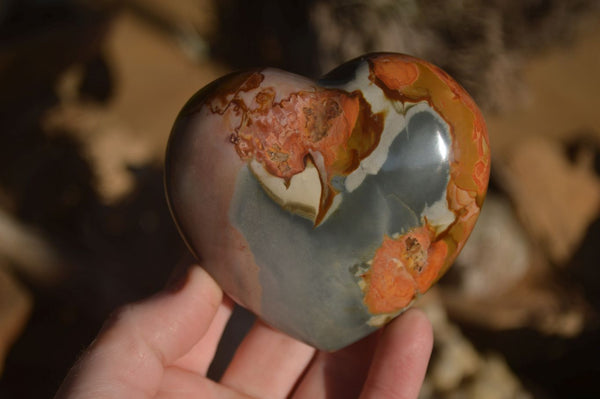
[220,320,316,399]
[291,330,380,399]
[172,295,234,374]
[155,367,255,399]
[359,309,433,399]
[55,265,223,399]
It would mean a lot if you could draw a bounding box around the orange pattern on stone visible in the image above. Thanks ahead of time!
[371,56,419,90]
[362,225,448,314]
[362,54,490,310]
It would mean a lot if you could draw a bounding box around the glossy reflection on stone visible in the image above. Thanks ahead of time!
[165,53,490,351]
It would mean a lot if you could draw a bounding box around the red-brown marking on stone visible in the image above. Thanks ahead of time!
[239,72,265,92]
[235,89,359,181]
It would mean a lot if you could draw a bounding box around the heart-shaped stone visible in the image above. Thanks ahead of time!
[165,53,490,351]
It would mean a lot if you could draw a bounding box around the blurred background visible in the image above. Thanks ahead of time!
[1,0,600,397]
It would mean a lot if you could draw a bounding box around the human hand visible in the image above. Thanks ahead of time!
[55,265,432,399]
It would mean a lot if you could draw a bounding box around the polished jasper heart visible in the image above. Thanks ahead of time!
[165,53,490,351]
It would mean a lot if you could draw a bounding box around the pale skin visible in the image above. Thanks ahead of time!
[55,265,433,399]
